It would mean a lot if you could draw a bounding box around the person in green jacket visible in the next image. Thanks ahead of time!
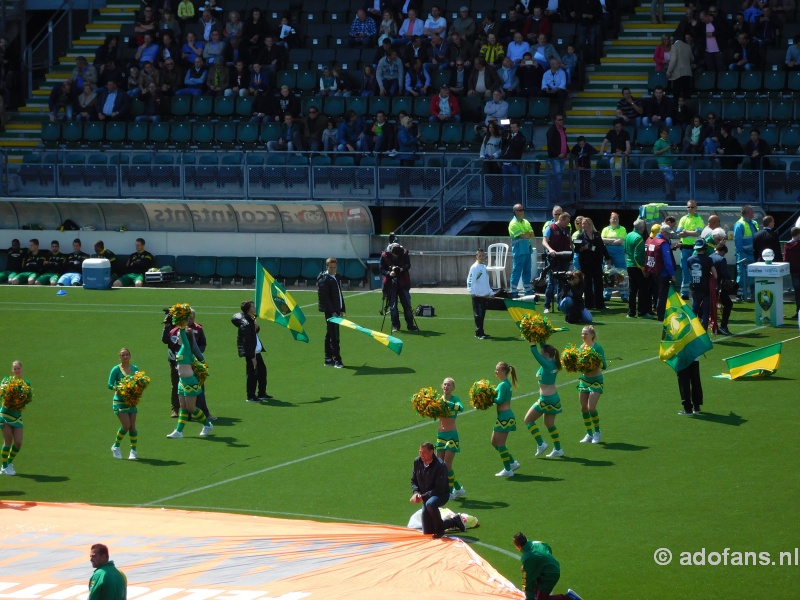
[513,532,583,600]
[89,544,127,600]
[623,218,654,319]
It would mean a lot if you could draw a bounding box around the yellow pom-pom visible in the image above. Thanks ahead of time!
[469,379,497,410]
[0,378,33,411]
[116,371,151,408]
[520,313,554,345]
[192,360,209,387]
[411,386,444,419]
[561,344,582,372]
[169,303,192,327]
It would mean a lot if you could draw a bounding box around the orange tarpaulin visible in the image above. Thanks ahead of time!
[0,502,523,600]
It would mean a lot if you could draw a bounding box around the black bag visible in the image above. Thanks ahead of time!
[414,304,435,317]
[532,270,548,293]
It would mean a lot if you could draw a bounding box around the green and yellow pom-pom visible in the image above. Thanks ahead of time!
[0,378,33,411]
[561,344,582,373]
[192,359,209,387]
[469,379,497,410]
[579,347,603,372]
[411,386,444,419]
[562,344,603,373]
[169,303,192,328]
[115,371,151,408]
[520,313,554,345]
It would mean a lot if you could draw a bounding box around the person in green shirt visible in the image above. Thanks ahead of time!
[676,199,704,299]
[600,211,628,301]
[652,126,675,202]
[623,219,654,319]
[492,361,520,477]
[509,204,535,298]
[437,377,466,500]
[88,544,127,600]
[524,344,564,459]
[513,532,583,600]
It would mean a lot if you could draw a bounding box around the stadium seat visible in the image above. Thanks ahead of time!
[151,154,179,187]
[41,122,60,147]
[529,97,550,121]
[746,99,769,122]
[258,257,280,278]
[85,153,114,187]
[297,70,317,93]
[722,99,745,122]
[288,48,312,69]
[780,126,800,153]
[219,154,243,186]
[336,48,360,70]
[127,122,148,147]
[759,124,779,148]
[311,154,332,185]
[237,122,259,148]
[215,256,238,282]
[739,71,762,95]
[693,71,715,97]
[323,95,345,116]
[130,98,145,119]
[331,155,355,189]
[413,96,432,119]
[193,154,218,186]
[459,96,484,121]
[62,121,83,146]
[83,122,105,146]
[214,95,235,118]
[195,256,217,281]
[634,125,658,150]
[506,97,527,119]
[124,154,151,187]
[715,71,739,95]
[432,69,450,90]
[18,152,47,186]
[286,154,310,187]
[300,258,324,283]
[171,121,192,148]
[60,153,86,185]
[155,254,176,270]
[342,258,366,285]
[192,122,214,148]
[440,122,464,149]
[647,71,667,92]
[368,96,390,116]
[770,100,794,123]
[215,122,237,147]
[311,48,336,69]
[391,96,412,116]
[192,95,214,118]
[280,257,302,282]
[148,122,169,145]
[276,71,297,90]
[260,122,281,144]
[263,154,287,189]
[763,71,786,94]
[698,100,722,118]
[345,96,368,116]
[355,155,376,187]
[171,95,191,117]
[418,123,441,149]
[235,96,254,117]
[787,72,800,96]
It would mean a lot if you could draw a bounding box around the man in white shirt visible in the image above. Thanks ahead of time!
[483,89,509,125]
[541,58,567,115]
[467,248,494,339]
[506,32,531,66]
[423,6,447,41]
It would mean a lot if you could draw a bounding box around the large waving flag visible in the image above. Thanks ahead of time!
[255,259,309,343]
[659,288,713,372]
[328,316,403,355]
[503,298,538,329]
[719,343,782,380]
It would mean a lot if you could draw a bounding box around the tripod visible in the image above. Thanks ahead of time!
[379,278,420,333]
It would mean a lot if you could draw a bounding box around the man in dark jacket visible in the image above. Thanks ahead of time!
[410,442,465,539]
[380,241,418,333]
[715,122,742,201]
[753,215,782,264]
[231,300,270,402]
[317,257,345,368]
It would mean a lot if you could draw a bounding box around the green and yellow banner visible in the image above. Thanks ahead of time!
[255,260,309,343]
[660,288,713,372]
[328,317,403,355]
[720,343,782,380]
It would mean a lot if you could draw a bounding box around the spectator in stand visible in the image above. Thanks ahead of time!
[498,7,525,45]
[642,85,674,127]
[571,135,598,199]
[395,8,424,46]
[572,0,602,65]
[97,57,124,89]
[137,61,159,94]
[517,52,544,96]
[531,33,561,69]
[402,35,430,69]
[729,32,760,70]
[507,32,531,66]
[541,57,567,116]
[682,116,705,155]
[377,10,399,47]
[93,35,118,69]
[258,36,285,74]
[700,10,725,71]
[785,35,800,71]
[157,32,180,69]
[429,85,460,122]
[350,8,377,47]
[74,83,97,121]
[751,6,780,48]
[199,9,222,42]
[318,67,337,96]
[175,56,207,96]
[447,31,474,68]
[247,63,269,95]
[241,7,266,63]
[367,110,394,153]
[499,121,527,200]
[159,58,182,97]
[674,95,691,126]
[322,117,339,152]
[70,56,97,90]
[377,49,404,96]
[615,87,643,127]
[276,16,300,49]
[674,5,703,44]
[136,82,162,122]
[483,89,508,125]
[96,80,130,121]
[702,111,723,155]
[267,114,303,152]
[181,32,204,67]
[176,0,195,27]
[447,59,469,95]
[599,118,632,201]
[374,37,394,68]
[561,44,578,86]
[745,128,770,170]
[337,109,367,152]
[475,13,499,48]
[249,91,271,123]
[479,33,505,66]
[125,67,140,98]
[134,7,158,43]
[224,10,243,41]
[203,29,226,65]
[423,5,447,41]
[406,58,431,96]
[269,85,301,122]
[302,106,327,152]
[449,7,476,43]
[333,65,352,96]
[523,6,552,43]
[653,34,671,72]
[205,62,228,96]
[225,60,249,96]
[159,9,182,40]
[361,64,379,96]
[467,57,501,97]
[480,120,503,176]
[666,38,693,100]
[715,124,743,201]
[498,56,519,95]
[135,33,160,68]
[546,114,569,203]
[425,32,449,76]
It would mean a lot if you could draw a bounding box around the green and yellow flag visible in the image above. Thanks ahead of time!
[504,298,537,329]
[255,259,309,343]
[720,343,782,380]
[327,317,403,355]
[659,288,713,372]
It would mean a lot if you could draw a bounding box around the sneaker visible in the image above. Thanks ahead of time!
[510,460,521,471]
[208,415,218,421]
[640,312,657,319]
[246,397,261,403]
[2,464,16,476]
[495,468,514,478]
[200,424,214,436]
[324,360,334,367]
[678,409,694,416]
[626,314,636,319]
[128,450,138,460]
[166,430,183,438]
[450,487,466,499]
[566,589,584,600]
[546,448,564,458]
[579,434,593,443]
[475,334,489,340]
[407,325,419,331]
[258,394,273,400]
[535,442,548,457]
[111,445,122,459]
[391,327,400,333]
[432,532,445,539]
[170,409,179,418]
[454,514,467,532]
[693,408,702,414]
[717,326,732,336]
[592,431,602,444]
[543,307,550,314]
[334,362,344,369]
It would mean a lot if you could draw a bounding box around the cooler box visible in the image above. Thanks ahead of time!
[366,258,382,290]
[83,258,112,289]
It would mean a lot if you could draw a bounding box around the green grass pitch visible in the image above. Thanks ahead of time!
[1,285,798,598]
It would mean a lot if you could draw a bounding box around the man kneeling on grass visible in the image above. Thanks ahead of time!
[513,531,583,600]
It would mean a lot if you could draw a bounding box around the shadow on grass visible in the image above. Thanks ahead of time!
[201,436,249,448]
[351,365,416,376]
[602,442,649,452]
[455,499,511,510]
[693,411,747,426]
[262,398,297,408]
[136,458,185,467]
[407,330,443,338]
[16,473,70,483]
[559,456,614,467]
[305,396,340,404]
[507,474,564,482]
[203,417,242,426]
[0,490,25,496]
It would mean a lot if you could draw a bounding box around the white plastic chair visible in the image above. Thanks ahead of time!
[486,243,509,291]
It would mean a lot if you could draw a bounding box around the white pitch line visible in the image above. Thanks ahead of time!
[144,324,776,506]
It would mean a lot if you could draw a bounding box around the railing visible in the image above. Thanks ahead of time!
[22,0,73,98]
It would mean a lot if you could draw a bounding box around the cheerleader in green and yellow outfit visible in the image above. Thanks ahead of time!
[166,303,213,439]
[525,344,565,458]
[578,325,607,444]
[437,377,466,500]
[108,348,140,460]
[1,360,33,476]
[492,362,520,478]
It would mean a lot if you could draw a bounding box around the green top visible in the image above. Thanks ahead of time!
[653,137,672,167]
[108,365,139,402]
[601,224,627,240]
[509,216,534,240]
[624,230,646,268]
[88,561,127,600]
[519,540,560,600]
[586,342,607,370]
[531,345,558,386]
[175,328,194,365]
[442,395,463,418]
[677,213,705,248]
[494,379,512,405]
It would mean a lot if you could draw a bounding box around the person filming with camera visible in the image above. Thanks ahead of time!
[558,270,593,324]
[380,239,419,333]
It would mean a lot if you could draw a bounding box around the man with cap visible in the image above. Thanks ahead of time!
[645,223,676,320]
[686,238,717,330]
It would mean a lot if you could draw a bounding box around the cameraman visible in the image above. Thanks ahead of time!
[558,270,593,324]
[380,241,419,333]
[541,211,572,313]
